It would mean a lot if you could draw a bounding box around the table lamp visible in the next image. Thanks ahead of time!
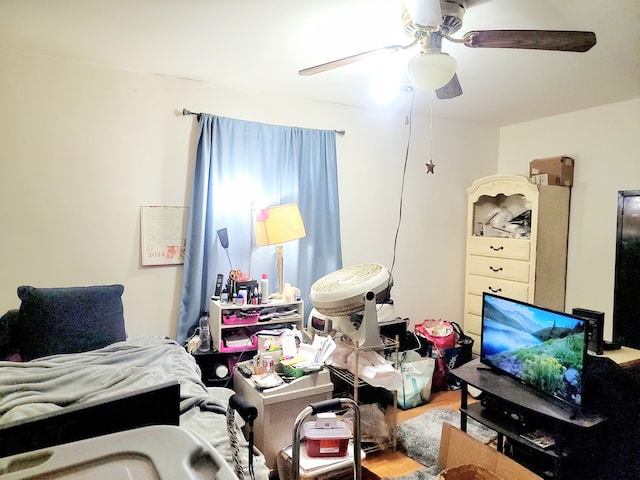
[254,203,306,297]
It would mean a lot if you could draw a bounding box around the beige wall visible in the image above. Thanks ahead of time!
[1,50,499,338]
[498,99,640,340]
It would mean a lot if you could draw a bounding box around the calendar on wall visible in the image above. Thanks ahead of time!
[140,206,188,266]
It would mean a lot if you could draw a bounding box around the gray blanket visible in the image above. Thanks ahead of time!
[0,336,269,480]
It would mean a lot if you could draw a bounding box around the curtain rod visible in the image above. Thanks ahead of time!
[181,108,345,136]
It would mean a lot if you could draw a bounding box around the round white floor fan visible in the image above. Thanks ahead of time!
[309,263,393,348]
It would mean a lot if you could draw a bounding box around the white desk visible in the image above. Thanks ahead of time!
[233,366,333,473]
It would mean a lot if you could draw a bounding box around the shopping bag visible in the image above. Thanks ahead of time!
[441,322,475,390]
[397,351,436,410]
[416,320,475,392]
[414,319,456,350]
[446,322,474,364]
[431,356,450,392]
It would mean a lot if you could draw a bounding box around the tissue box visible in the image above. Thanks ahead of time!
[529,156,574,187]
[303,420,350,458]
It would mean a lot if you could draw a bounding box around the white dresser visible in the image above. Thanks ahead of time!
[463,175,571,353]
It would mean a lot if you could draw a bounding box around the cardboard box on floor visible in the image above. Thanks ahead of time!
[438,423,542,480]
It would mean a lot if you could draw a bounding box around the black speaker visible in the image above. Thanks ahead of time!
[572,308,604,355]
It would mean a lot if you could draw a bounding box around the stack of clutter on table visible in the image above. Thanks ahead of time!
[244,326,336,390]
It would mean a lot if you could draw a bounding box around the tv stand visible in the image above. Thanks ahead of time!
[452,359,608,480]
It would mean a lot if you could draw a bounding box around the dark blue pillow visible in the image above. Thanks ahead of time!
[16,285,126,361]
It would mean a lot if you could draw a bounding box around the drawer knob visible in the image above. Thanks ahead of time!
[489,245,504,251]
[489,266,503,272]
[488,286,502,293]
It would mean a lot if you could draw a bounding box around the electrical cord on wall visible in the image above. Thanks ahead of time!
[390,86,416,278]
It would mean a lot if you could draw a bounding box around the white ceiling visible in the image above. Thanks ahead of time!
[1,0,639,126]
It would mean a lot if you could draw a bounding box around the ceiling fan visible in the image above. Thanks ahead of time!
[298,0,596,99]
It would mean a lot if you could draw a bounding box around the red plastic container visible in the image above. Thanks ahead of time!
[303,421,350,458]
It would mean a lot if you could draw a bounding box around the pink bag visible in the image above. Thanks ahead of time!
[414,319,456,350]
[415,319,456,393]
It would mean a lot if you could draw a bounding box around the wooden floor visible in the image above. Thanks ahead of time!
[361,390,464,479]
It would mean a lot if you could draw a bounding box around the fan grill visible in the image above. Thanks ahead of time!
[310,263,392,317]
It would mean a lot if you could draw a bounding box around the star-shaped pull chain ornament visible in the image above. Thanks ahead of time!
[425,159,436,174]
[425,94,436,175]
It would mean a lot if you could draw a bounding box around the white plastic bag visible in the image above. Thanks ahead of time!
[397,351,435,410]
[346,350,403,390]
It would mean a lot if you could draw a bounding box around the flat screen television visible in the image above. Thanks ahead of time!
[480,293,587,411]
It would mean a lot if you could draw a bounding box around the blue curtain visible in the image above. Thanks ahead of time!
[177,115,342,344]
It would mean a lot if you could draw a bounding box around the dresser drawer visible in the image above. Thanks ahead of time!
[462,312,482,355]
[467,255,530,282]
[464,311,482,335]
[466,294,482,317]
[468,236,530,260]
[466,275,530,300]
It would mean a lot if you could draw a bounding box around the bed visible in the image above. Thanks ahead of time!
[0,284,269,480]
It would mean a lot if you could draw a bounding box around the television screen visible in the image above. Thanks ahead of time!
[480,293,587,409]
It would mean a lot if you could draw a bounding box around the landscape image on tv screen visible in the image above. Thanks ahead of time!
[481,293,586,408]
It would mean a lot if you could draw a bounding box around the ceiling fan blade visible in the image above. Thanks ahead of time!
[299,44,407,76]
[435,74,462,99]
[405,0,442,27]
[462,30,596,52]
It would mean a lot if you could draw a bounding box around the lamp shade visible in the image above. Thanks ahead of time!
[408,52,457,91]
[254,203,306,246]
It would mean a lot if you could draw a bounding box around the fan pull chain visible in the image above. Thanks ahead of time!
[425,93,436,174]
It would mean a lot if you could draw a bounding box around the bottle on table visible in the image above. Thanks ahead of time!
[260,273,269,303]
[198,311,211,352]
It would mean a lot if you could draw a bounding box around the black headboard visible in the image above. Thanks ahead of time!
[0,380,180,457]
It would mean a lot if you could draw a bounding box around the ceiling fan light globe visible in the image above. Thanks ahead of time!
[408,53,457,91]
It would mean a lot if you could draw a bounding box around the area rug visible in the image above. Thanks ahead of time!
[383,408,497,480]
